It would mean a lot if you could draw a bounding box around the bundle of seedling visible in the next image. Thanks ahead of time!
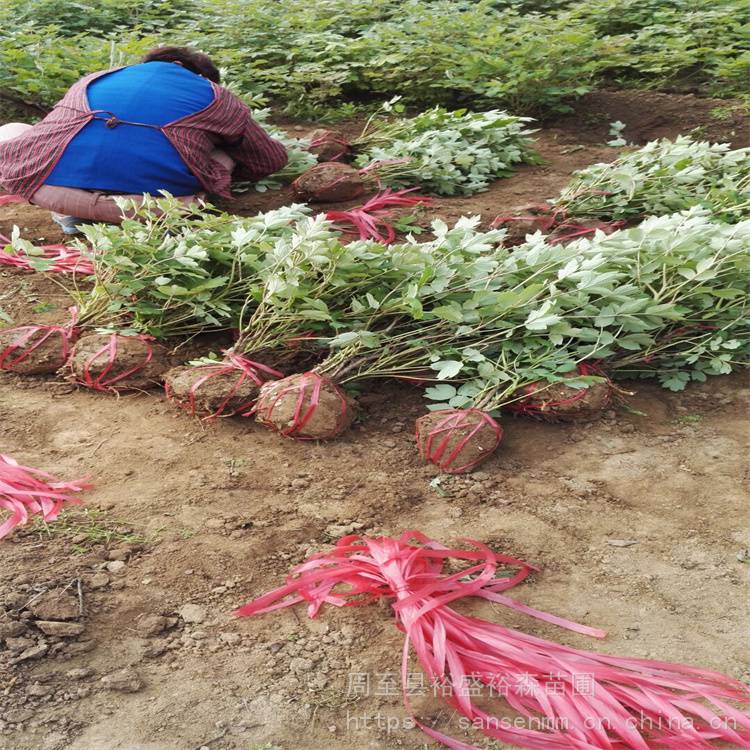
[245,208,748,472]
[2,198,747,473]
[0,197,315,388]
[555,135,750,223]
[495,136,750,246]
[165,216,510,420]
[272,104,538,205]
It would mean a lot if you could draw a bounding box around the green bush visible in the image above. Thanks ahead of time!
[1,0,748,117]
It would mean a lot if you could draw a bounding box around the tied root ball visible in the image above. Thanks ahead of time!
[255,372,355,440]
[292,163,365,203]
[69,333,170,391]
[308,129,351,162]
[510,371,612,422]
[164,363,263,417]
[0,324,75,375]
[416,408,503,474]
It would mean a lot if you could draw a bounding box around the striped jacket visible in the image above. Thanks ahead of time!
[0,68,288,200]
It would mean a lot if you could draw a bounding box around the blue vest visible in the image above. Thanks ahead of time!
[46,62,214,196]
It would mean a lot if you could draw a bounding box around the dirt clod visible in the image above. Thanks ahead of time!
[34,620,85,637]
[178,604,206,624]
[100,668,143,693]
[29,591,79,621]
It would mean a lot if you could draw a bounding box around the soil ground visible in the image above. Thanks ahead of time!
[1,91,749,750]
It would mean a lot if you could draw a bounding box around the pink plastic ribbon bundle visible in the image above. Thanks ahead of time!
[326,188,431,243]
[0,233,95,275]
[0,454,91,539]
[235,531,750,750]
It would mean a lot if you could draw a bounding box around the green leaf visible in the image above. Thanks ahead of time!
[433,360,463,380]
[425,383,457,401]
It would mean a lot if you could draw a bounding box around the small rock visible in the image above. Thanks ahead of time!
[35,621,85,637]
[178,604,206,624]
[66,667,93,680]
[65,640,95,656]
[205,518,225,529]
[191,631,208,641]
[4,592,26,608]
[106,560,126,574]
[29,591,79,621]
[289,657,314,673]
[136,615,169,636]
[26,682,53,697]
[88,573,110,589]
[0,621,27,639]
[13,644,49,662]
[607,539,639,548]
[4,708,34,723]
[106,548,131,562]
[144,641,168,658]
[101,668,143,693]
[5,636,35,651]
[219,633,241,646]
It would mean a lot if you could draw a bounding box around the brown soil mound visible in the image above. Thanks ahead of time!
[164,364,262,417]
[0,324,73,375]
[292,163,365,203]
[415,408,503,473]
[69,333,170,391]
[255,372,356,439]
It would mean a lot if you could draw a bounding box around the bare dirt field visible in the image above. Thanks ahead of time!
[1,91,749,750]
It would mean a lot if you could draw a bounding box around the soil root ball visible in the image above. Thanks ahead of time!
[494,204,557,246]
[415,408,503,474]
[308,129,351,162]
[255,371,355,440]
[0,323,76,375]
[508,368,612,422]
[69,333,170,391]
[164,359,273,418]
[292,163,365,203]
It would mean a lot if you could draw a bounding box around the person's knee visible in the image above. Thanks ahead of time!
[210,148,235,171]
[0,122,33,143]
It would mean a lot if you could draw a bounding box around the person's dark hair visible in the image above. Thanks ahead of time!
[141,46,221,84]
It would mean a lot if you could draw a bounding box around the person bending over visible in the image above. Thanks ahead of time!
[0,46,288,233]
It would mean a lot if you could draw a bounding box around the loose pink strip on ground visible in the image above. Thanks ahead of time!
[0,454,91,539]
[234,531,750,750]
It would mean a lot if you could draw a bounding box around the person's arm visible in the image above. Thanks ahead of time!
[215,90,288,181]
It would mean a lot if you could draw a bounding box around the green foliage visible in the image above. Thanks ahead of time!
[1,0,198,36]
[0,24,153,106]
[353,106,537,195]
[556,136,750,221]
[2,0,749,117]
[70,197,315,337]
